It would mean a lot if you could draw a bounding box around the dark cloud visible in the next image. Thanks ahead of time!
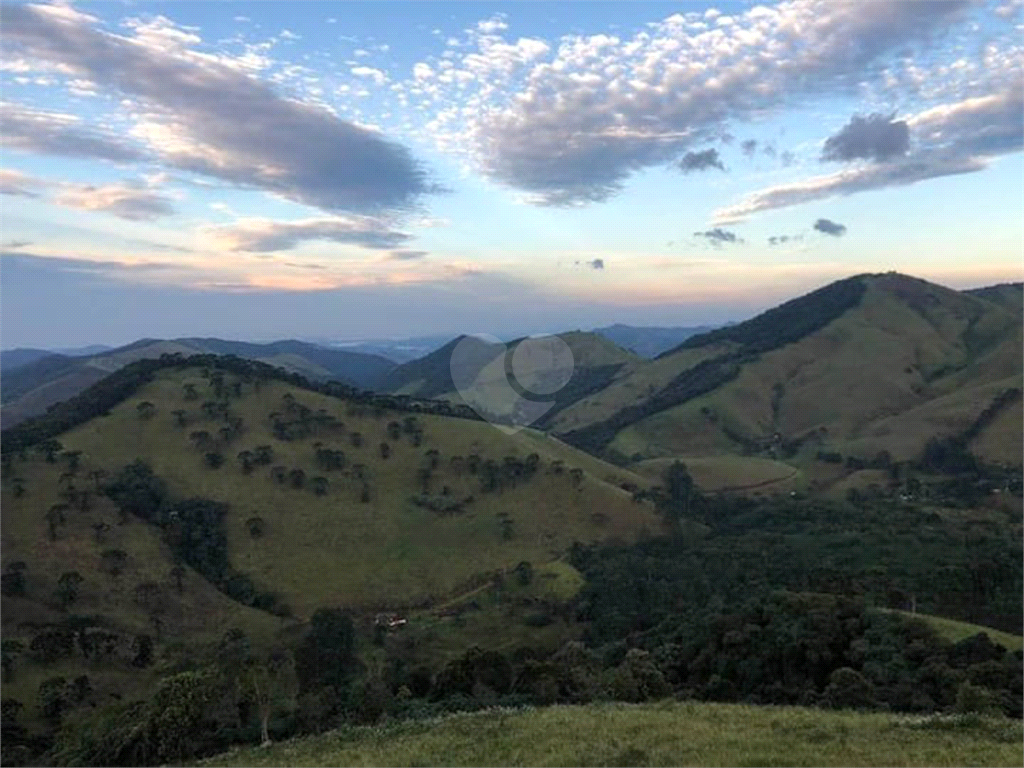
[387,249,429,261]
[741,139,758,158]
[779,150,796,167]
[813,218,847,237]
[822,113,911,162]
[1,240,32,250]
[2,3,435,215]
[678,148,725,173]
[590,258,604,270]
[0,101,147,163]
[767,234,804,246]
[207,217,412,252]
[694,228,743,246]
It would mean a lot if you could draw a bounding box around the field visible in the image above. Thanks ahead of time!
[632,455,802,493]
[201,700,1024,767]
[890,611,1024,652]
[7,367,660,621]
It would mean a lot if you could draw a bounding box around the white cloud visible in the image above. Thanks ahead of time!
[351,65,388,85]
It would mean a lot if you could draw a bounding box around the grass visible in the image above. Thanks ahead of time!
[567,276,1022,466]
[199,700,1024,767]
[888,610,1024,652]
[16,367,660,620]
[632,455,801,493]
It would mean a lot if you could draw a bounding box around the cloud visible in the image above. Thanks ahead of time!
[387,249,428,261]
[351,65,387,85]
[694,228,742,246]
[0,100,146,162]
[54,181,177,221]
[425,1,973,205]
[678,148,725,173]
[204,216,412,252]
[589,258,605,270]
[822,112,910,162]
[0,168,44,197]
[813,218,847,237]
[741,139,758,158]
[0,168,177,220]
[715,85,1022,222]
[2,3,434,214]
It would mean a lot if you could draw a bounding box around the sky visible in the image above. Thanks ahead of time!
[1,0,1022,349]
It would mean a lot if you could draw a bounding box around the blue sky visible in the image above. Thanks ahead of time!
[1,0,1021,348]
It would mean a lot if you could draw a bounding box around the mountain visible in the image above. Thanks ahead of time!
[377,331,645,427]
[592,323,720,358]
[0,345,114,372]
[0,355,658,755]
[552,274,1023,474]
[315,335,455,363]
[0,338,397,427]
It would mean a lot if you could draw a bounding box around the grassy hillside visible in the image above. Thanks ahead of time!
[632,455,802,494]
[5,365,659,620]
[202,701,1023,767]
[889,611,1024,652]
[557,274,1022,469]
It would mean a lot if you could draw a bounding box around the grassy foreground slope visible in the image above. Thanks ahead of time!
[202,701,1023,767]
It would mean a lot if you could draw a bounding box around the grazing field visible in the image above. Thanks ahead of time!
[632,455,801,493]
[16,367,660,619]
[890,611,1024,652]
[201,700,1024,767]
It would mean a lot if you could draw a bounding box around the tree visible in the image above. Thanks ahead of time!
[246,516,266,538]
[295,608,355,693]
[350,431,363,448]
[182,382,199,400]
[823,667,875,709]
[514,560,533,586]
[92,521,110,544]
[10,476,25,498]
[61,450,82,473]
[254,445,274,465]
[237,450,255,475]
[1,640,23,683]
[38,676,69,727]
[387,421,402,440]
[56,571,84,609]
[134,581,165,618]
[248,649,299,746]
[37,439,64,463]
[379,442,391,460]
[189,430,212,449]
[136,401,156,420]
[170,565,186,594]
[288,468,306,489]
[659,460,694,532]
[1,563,26,597]
[131,634,153,668]
[171,409,187,427]
[100,549,128,578]
[270,465,287,484]
[87,468,108,491]
[204,452,225,469]
[45,505,66,541]
[310,476,329,496]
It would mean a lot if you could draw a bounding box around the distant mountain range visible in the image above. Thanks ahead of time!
[0,338,394,426]
[591,323,721,358]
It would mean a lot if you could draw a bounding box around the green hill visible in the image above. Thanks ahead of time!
[201,700,1023,767]
[380,332,643,428]
[0,355,660,752]
[552,274,1023,471]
